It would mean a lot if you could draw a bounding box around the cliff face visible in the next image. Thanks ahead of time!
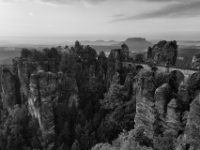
[1,41,200,150]
[14,60,37,104]
[93,40,200,150]
[1,68,20,110]
[28,70,61,149]
[1,58,79,149]
[147,40,178,66]
[185,95,200,150]
[134,70,156,138]
[106,44,130,89]
[192,53,200,69]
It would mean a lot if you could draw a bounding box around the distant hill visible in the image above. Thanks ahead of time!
[61,40,120,46]
[112,38,153,52]
[0,48,21,64]
[0,40,15,46]
[178,40,200,46]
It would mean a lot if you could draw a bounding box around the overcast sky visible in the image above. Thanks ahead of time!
[0,0,200,43]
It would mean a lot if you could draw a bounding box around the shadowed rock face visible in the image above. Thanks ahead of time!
[169,70,184,92]
[165,98,181,136]
[192,53,200,69]
[185,94,200,150]
[106,44,129,89]
[1,69,18,110]
[64,76,79,108]
[111,72,121,85]
[28,70,79,149]
[147,40,178,66]
[15,61,37,104]
[155,83,172,121]
[188,72,200,101]
[121,44,129,61]
[178,82,190,111]
[28,70,58,149]
[134,70,156,138]
[107,49,122,88]
[97,54,107,80]
[124,73,133,97]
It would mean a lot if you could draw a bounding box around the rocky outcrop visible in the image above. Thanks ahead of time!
[185,94,200,150]
[64,75,79,108]
[188,72,200,100]
[27,70,79,149]
[134,70,156,138]
[97,53,107,80]
[165,98,181,136]
[106,44,130,89]
[28,70,58,149]
[155,84,171,116]
[168,70,185,92]
[178,82,189,111]
[1,68,19,111]
[14,60,37,104]
[192,53,200,69]
[124,73,133,97]
[121,44,129,61]
[147,40,178,66]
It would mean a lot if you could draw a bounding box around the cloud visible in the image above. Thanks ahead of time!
[0,0,192,5]
[32,0,107,5]
[112,0,200,22]
[112,14,125,18]
[29,12,34,16]
[0,0,107,4]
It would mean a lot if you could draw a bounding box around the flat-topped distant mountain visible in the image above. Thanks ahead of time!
[87,38,153,53]
[112,37,153,52]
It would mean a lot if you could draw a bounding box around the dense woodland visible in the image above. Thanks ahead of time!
[0,40,200,150]
[0,41,135,150]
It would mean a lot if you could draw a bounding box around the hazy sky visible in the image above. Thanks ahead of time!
[0,0,200,43]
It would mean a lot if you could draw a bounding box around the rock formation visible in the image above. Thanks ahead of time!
[97,52,107,80]
[1,68,18,111]
[185,94,200,150]
[28,70,59,149]
[155,83,172,122]
[147,40,178,66]
[134,70,156,138]
[106,44,129,89]
[192,53,200,69]
[2,41,200,150]
[165,98,181,136]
